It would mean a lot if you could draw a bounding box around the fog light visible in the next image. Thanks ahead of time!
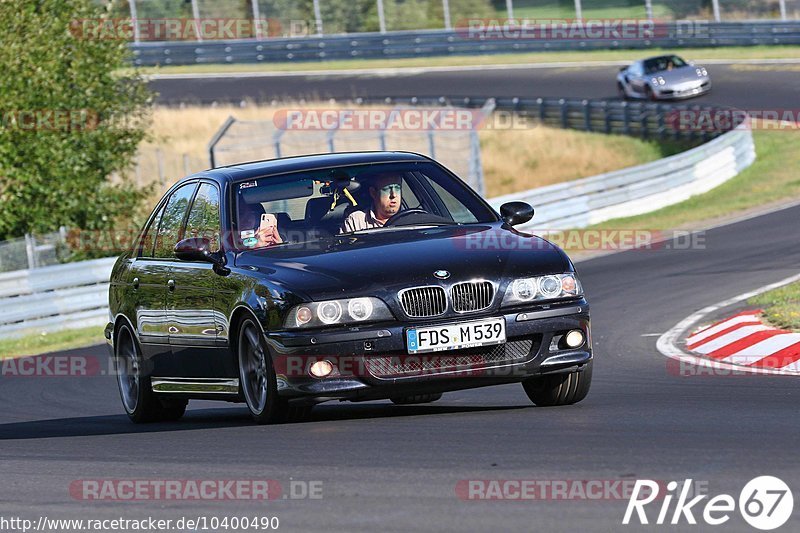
[309,360,333,378]
[565,329,585,348]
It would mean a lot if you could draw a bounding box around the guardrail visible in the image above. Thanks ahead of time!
[0,258,115,339]
[131,21,800,66]
[358,95,744,142]
[488,120,755,230]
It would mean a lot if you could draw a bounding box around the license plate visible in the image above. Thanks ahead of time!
[406,317,506,354]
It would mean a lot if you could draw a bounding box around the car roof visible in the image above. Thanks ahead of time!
[177,151,433,188]
[642,54,682,63]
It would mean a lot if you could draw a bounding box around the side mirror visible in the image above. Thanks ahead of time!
[500,202,534,227]
[619,65,628,72]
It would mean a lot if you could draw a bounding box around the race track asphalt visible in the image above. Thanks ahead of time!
[2,203,799,532]
[149,63,800,110]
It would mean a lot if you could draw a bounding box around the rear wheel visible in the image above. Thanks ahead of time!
[521,361,592,407]
[115,324,187,423]
[390,393,443,405]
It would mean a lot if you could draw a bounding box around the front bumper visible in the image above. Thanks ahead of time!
[264,301,591,401]
[656,80,711,100]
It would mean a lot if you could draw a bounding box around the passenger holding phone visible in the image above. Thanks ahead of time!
[256,213,282,247]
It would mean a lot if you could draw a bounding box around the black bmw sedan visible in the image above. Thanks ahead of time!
[106,151,592,424]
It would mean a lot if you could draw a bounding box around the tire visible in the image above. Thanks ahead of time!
[237,317,286,424]
[645,85,658,101]
[390,393,443,405]
[617,82,628,100]
[115,324,187,423]
[521,360,592,407]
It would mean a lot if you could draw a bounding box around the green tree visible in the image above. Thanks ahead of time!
[0,0,152,250]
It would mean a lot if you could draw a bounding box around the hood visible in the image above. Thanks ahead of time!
[658,65,705,84]
[235,224,571,301]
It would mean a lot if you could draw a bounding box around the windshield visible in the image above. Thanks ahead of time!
[232,161,497,250]
[643,55,687,74]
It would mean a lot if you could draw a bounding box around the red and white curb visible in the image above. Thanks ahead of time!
[657,272,800,376]
[686,310,800,371]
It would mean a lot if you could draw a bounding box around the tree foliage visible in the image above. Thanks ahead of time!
[0,0,152,243]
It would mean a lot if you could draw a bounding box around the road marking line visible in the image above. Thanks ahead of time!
[749,340,800,369]
[656,272,800,376]
[693,325,773,354]
[687,314,762,348]
[707,330,788,360]
[730,333,800,358]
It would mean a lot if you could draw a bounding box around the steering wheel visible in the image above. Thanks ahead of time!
[383,208,430,227]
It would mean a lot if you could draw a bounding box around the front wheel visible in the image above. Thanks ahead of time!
[237,317,287,424]
[617,82,628,100]
[521,361,592,407]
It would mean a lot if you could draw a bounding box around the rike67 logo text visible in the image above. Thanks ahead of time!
[623,477,793,530]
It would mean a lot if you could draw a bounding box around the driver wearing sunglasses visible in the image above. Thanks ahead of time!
[340,174,402,233]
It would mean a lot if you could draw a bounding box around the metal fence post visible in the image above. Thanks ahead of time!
[251,0,263,40]
[559,99,568,128]
[442,0,451,30]
[779,0,787,20]
[127,0,140,44]
[24,234,37,269]
[622,101,630,135]
[711,0,721,21]
[313,0,323,36]
[377,0,387,33]
[644,0,653,20]
[574,0,583,20]
[602,101,611,134]
[506,0,514,19]
[208,116,237,168]
[583,100,591,131]
[190,0,203,42]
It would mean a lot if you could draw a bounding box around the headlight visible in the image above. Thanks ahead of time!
[502,273,583,307]
[696,67,707,77]
[657,76,665,85]
[285,297,393,328]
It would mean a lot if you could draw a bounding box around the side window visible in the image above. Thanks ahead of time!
[138,202,167,258]
[185,183,221,253]
[153,183,197,259]
[426,179,479,223]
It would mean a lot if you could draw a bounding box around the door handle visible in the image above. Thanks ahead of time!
[132,277,139,290]
[167,279,175,291]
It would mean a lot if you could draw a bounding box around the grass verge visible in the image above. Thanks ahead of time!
[137,45,800,75]
[0,326,105,360]
[748,282,800,331]
[137,104,681,197]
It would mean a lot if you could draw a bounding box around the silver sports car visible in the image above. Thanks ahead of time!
[617,54,711,101]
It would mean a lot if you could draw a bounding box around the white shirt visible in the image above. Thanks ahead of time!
[341,209,385,233]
